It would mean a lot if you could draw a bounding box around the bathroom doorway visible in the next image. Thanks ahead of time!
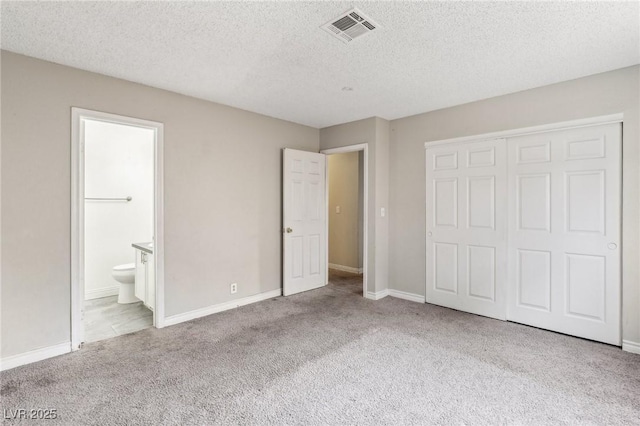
[71,108,164,349]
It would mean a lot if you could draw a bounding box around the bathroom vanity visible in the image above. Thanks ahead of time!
[132,242,155,311]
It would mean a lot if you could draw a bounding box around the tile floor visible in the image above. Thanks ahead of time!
[83,296,153,343]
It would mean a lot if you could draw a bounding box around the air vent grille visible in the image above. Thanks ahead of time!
[321,8,378,44]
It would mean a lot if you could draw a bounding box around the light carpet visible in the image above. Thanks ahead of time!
[1,271,639,424]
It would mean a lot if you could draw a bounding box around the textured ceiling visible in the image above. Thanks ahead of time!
[1,1,639,128]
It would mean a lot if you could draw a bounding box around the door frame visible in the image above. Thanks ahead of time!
[423,114,624,148]
[320,143,368,298]
[71,108,165,350]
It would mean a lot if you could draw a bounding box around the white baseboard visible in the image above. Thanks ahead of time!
[0,342,71,372]
[164,289,282,327]
[85,285,119,300]
[388,289,425,303]
[366,289,389,300]
[329,263,363,274]
[622,340,640,355]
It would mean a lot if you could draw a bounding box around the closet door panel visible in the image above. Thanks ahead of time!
[426,139,507,320]
[506,123,621,345]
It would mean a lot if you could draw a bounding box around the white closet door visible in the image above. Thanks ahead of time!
[507,123,621,345]
[426,139,507,320]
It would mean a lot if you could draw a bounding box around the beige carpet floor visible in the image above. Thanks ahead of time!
[1,270,639,425]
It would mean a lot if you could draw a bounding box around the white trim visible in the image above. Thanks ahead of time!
[388,289,425,303]
[622,340,640,355]
[84,286,119,300]
[71,108,165,352]
[71,109,83,350]
[328,263,363,274]
[424,114,624,148]
[0,343,71,372]
[321,143,369,299]
[154,118,166,329]
[164,289,282,327]
[365,289,389,300]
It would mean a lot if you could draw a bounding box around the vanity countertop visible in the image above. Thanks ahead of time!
[132,242,153,254]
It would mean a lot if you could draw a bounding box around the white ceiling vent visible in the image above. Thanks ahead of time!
[322,8,379,43]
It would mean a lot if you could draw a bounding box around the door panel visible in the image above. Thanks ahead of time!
[467,245,495,301]
[507,123,621,345]
[517,174,550,231]
[516,249,551,311]
[283,149,326,296]
[433,152,458,170]
[516,140,551,164]
[434,178,458,228]
[467,176,494,229]
[426,139,507,320]
[291,237,304,278]
[467,146,495,167]
[565,170,604,234]
[565,253,605,320]
[434,242,458,294]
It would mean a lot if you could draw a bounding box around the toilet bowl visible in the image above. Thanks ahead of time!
[112,263,138,304]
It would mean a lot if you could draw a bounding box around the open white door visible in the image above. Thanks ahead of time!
[283,148,327,296]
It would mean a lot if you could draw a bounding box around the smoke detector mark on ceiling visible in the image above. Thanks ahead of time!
[322,8,379,43]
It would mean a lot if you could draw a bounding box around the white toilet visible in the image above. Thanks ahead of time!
[112,263,138,304]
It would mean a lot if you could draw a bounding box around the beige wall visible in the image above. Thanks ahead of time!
[328,152,361,270]
[0,51,319,358]
[388,65,640,344]
[320,117,390,294]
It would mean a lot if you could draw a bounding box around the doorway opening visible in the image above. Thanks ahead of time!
[322,144,368,298]
[71,108,164,349]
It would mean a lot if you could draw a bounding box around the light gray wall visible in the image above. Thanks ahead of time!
[328,152,360,269]
[320,117,390,294]
[374,118,390,293]
[388,65,640,344]
[0,51,319,358]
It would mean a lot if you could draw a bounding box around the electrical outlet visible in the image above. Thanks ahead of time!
[230,283,238,294]
[336,205,341,214]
